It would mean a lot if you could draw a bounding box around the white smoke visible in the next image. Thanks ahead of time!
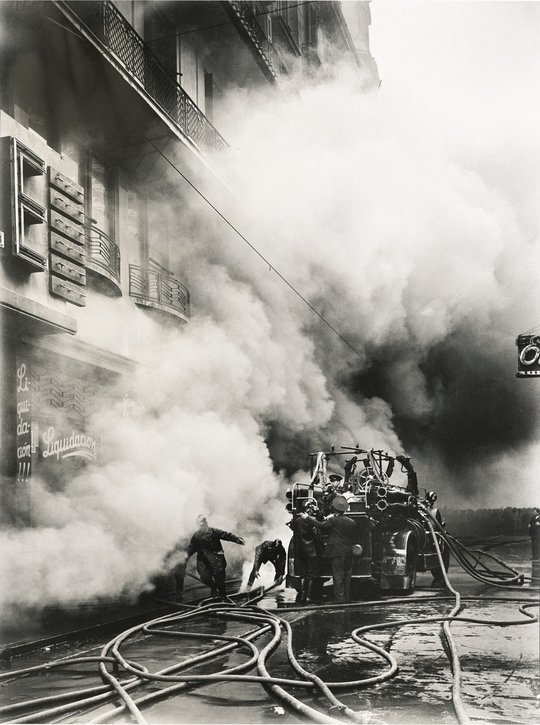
[2,9,539,614]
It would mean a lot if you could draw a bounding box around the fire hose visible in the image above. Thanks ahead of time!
[1,588,537,725]
[419,504,530,588]
[0,532,538,725]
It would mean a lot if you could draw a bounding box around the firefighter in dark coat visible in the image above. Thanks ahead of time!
[301,495,357,603]
[292,499,321,604]
[529,508,540,560]
[247,539,286,588]
[185,514,245,602]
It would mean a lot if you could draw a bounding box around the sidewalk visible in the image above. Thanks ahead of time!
[0,576,211,659]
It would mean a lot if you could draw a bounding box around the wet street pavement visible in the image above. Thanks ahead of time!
[1,541,538,725]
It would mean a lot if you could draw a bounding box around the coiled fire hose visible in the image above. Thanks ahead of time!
[1,531,538,725]
[419,504,530,588]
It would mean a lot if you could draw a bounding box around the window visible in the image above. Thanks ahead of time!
[2,137,47,270]
[84,155,121,293]
[86,155,116,241]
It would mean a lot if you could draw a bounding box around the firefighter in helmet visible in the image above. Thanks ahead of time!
[292,498,321,604]
[301,494,357,604]
[185,514,244,603]
[247,539,286,588]
[321,473,343,515]
[328,472,344,488]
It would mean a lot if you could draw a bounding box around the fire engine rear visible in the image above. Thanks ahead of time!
[285,446,449,595]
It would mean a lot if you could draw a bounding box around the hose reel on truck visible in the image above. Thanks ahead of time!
[285,446,449,596]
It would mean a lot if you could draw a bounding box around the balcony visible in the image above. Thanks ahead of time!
[226,1,281,80]
[86,226,121,296]
[57,1,227,154]
[129,264,190,323]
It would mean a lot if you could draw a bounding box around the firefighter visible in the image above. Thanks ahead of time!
[301,495,356,604]
[328,472,344,487]
[184,514,245,603]
[292,499,321,604]
[425,490,450,587]
[247,539,286,588]
[321,482,337,515]
[529,508,540,560]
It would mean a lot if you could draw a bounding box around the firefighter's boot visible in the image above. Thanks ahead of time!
[305,578,316,605]
[297,579,307,605]
[220,595,236,605]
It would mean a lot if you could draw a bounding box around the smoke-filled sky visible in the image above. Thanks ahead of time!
[2,1,540,615]
[365,0,540,501]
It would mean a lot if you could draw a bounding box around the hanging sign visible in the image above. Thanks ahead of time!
[516,334,540,378]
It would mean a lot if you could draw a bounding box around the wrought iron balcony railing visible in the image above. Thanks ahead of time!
[227,1,280,80]
[58,1,227,153]
[86,225,121,295]
[129,264,190,322]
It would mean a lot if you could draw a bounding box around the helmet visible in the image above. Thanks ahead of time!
[328,472,344,483]
[331,495,348,513]
[425,491,437,507]
[303,498,318,512]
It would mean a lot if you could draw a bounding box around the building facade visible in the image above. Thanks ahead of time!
[0,0,378,524]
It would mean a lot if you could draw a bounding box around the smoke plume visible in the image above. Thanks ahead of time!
[2,36,539,616]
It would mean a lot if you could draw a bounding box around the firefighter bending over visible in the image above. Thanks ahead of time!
[185,514,245,603]
[247,539,286,588]
[301,495,356,604]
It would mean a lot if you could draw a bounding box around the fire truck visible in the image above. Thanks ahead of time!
[285,446,449,595]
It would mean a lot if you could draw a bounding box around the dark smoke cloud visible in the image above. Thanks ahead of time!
[348,323,540,499]
[2,7,539,613]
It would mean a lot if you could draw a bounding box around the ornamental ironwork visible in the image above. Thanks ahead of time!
[228,1,280,80]
[59,1,227,153]
[87,226,121,283]
[129,264,190,320]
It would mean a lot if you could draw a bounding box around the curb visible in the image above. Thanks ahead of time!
[0,604,176,661]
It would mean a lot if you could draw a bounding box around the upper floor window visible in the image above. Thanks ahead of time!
[84,154,121,294]
[86,155,116,241]
[1,136,47,270]
[145,8,179,83]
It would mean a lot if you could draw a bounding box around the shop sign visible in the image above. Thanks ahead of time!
[516,335,540,378]
[16,361,31,481]
[41,426,97,461]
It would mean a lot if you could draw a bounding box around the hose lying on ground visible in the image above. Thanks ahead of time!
[1,528,538,725]
[419,505,531,589]
[1,587,537,725]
